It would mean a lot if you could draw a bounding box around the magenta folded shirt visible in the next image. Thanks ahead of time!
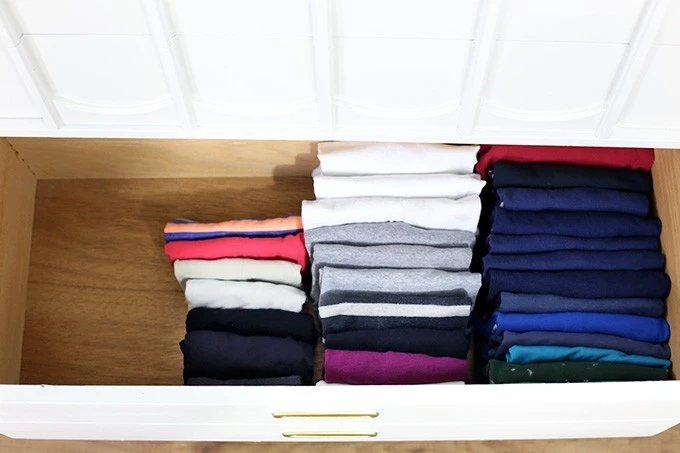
[324,349,468,385]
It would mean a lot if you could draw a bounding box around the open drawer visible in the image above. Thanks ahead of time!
[0,138,679,442]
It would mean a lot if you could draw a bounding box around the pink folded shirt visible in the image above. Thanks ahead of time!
[324,349,468,384]
[164,233,308,272]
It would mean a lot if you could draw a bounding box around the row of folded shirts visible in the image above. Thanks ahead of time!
[163,217,317,386]
[302,142,484,385]
[471,145,671,383]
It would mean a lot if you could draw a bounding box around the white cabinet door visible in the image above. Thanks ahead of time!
[24,35,181,127]
[0,44,46,130]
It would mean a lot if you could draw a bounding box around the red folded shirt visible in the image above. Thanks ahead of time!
[164,232,308,271]
[475,145,654,179]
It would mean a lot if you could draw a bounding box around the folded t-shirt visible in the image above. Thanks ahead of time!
[317,142,479,175]
[487,234,659,254]
[492,162,652,193]
[305,222,475,256]
[313,169,485,199]
[164,216,303,242]
[302,196,481,232]
[186,308,317,344]
[323,315,469,335]
[311,244,471,301]
[325,328,469,358]
[490,208,661,237]
[320,289,472,307]
[319,267,482,301]
[494,292,666,317]
[181,331,314,384]
[483,250,665,274]
[174,258,302,289]
[486,331,671,360]
[165,232,308,271]
[476,145,654,178]
[185,376,302,386]
[185,279,307,312]
[319,303,471,319]
[324,349,469,384]
[487,360,668,384]
[484,312,670,343]
[505,345,671,368]
[485,269,671,301]
[496,187,649,215]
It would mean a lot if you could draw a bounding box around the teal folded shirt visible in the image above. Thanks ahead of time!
[506,345,671,368]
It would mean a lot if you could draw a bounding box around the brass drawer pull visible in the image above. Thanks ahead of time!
[273,411,379,419]
[282,431,378,438]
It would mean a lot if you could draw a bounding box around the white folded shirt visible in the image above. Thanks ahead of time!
[184,279,307,312]
[301,196,481,232]
[174,258,302,290]
[312,167,485,199]
[319,303,471,319]
[317,142,479,176]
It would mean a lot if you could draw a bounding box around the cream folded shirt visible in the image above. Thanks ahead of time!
[301,196,481,232]
[312,168,486,199]
[317,142,479,175]
[174,258,302,289]
[184,279,307,312]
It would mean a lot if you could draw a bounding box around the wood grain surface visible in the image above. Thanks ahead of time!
[0,139,36,383]
[6,138,318,179]
[652,149,680,372]
[21,176,314,385]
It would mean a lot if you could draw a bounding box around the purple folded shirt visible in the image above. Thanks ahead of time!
[324,349,468,385]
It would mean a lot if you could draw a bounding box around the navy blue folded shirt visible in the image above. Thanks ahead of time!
[496,187,649,215]
[486,331,671,360]
[181,331,314,384]
[491,208,661,238]
[492,161,652,193]
[495,292,666,317]
[325,328,470,358]
[485,269,671,301]
[487,234,659,254]
[483,250,665,275]
[484,312,669,343]
[322,315,469,335]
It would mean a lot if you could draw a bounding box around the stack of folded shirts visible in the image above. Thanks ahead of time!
[302,142,484,385]
[164,217,316,385]
[473,145,671,383]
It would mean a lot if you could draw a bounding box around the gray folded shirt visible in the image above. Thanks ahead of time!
[310,243,472,301]
[304,222,476,256]
[318,267,482,301]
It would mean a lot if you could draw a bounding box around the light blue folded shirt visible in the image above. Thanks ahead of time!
[506,345,671,368]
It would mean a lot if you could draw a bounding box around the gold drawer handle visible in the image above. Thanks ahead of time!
[273,411,379,419]
[282,431,378,438]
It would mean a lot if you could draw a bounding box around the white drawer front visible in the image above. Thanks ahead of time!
[2,383,680,441]
[167,0,311,37]
[332,0,479,39]
[178,36,318,128]
[334,38,470,132]
[476,41,627,133]
[24,35,180,126]
[4,0,149,35]
[497,0,646,43]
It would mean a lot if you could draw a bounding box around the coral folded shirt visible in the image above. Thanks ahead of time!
[164,216,303,241]
[164,232,308,271]
[475,145,654,178]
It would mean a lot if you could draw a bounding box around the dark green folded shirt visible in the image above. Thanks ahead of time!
[487,360,669,384]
